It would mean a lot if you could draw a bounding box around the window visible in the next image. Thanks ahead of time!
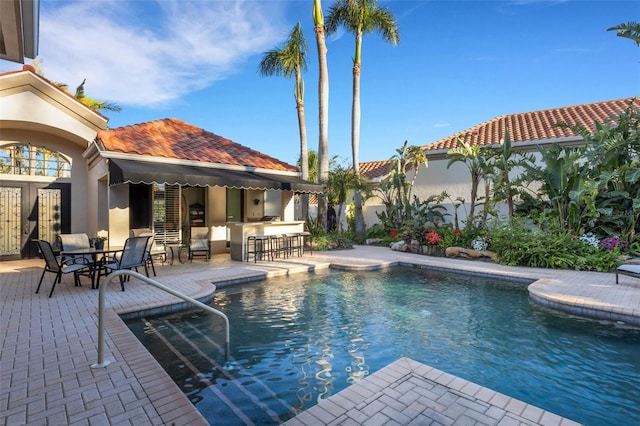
[152,183,182,243]
[0,144,71,178]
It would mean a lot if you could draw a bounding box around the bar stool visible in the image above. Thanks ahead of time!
[269,234,288,259]
[299,231,312,255]
[285,233,302,257]
[246,235,271,262]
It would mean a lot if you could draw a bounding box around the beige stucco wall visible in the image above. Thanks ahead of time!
[107,183,131,247]
[207,186,227,254]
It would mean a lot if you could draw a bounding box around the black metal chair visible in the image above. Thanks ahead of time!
[98,236,150,291]
[34,240,91,298]
[616,264,640,284]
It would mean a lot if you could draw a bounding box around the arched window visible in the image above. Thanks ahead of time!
[0,144,71,178]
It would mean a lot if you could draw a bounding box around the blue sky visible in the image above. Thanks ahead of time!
[1,0,638,166]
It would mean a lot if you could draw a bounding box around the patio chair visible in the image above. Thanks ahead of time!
[616,264,640,284]
[130,228,153,237]
[188,226,210,262]
[34,240,91,298]
[98,235,151,291]
[138,232,167,276]
[58,232,94,281]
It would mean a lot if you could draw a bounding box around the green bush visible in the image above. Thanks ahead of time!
[489,219,622,272]
[312,232,355,250]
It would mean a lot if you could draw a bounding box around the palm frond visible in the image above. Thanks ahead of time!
[607,21,640,46]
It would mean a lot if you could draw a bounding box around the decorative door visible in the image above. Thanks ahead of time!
[0,183,69,260]
[0,187,21,258]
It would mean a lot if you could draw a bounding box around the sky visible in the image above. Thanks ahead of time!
[1,0,638,167]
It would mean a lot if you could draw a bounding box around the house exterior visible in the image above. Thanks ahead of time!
[89,118,321,254]
[0,65,108,259]
[0,65,320,260]
[359,97,637,228]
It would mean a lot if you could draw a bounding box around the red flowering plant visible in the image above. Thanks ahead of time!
[389,229,400,238]
[424,231,442,246]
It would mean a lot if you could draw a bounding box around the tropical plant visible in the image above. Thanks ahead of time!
[259,23,310,219]
[560,99,640,242]
[325,162,371,231]
[389,140,427,217]
[326,0,399,238]
[313,0,330,230]
[519,143,589,233]
[447,138,485,223]
[485,129,524,220]
[32,59,121,112]
[607,21,640,46]
[72,79,122,112]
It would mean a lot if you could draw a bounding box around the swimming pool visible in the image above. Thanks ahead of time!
[126,267,640,425]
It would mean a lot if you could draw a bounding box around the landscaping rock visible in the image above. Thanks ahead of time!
[445,246,497,262]
[390,241,408,252]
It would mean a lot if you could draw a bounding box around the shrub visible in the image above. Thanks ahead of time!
[489,219,622,271]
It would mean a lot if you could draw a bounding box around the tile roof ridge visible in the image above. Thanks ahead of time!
[423,96,637,151]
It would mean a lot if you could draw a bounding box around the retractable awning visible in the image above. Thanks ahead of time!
[108,159,323,193]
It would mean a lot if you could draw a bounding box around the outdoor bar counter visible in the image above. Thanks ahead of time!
[228,220,305,261]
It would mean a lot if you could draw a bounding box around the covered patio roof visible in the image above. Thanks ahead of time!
[108,158,323,194]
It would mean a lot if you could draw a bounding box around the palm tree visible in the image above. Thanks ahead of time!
[607,21,640,46]
[72,79,122,112]
[258,23,310,218]
[326,0,399,238]
[447,139,484,223]
[31,59,121,112]
[326,163,370,231]
[314,0,330,229]
[390,140,428,202]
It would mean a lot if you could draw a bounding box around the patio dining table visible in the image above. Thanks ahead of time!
[61,246,123,289]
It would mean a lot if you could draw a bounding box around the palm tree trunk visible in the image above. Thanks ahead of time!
[296,69,309,220]
[314,0,329,230]
[352,33,365,237]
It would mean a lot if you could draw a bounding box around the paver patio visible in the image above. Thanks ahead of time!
[2,246,638,425]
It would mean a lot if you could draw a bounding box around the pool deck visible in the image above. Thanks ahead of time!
[2,245,639,425]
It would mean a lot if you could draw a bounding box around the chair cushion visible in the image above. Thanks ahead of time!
[617,264,640,276]
[191,240,209,251]
[61,263,89,274]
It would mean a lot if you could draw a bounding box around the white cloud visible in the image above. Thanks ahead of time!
[25,0,289,107]
[433,122,450,129]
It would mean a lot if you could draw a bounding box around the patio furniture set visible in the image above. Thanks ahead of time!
[33,226,210,297]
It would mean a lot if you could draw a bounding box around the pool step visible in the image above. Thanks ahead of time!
[141,317,294,424]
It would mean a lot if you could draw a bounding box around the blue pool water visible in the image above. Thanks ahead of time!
[126,268,640,425]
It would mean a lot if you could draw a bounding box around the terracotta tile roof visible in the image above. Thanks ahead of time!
[423,97,637,152]
[359,160,394,180]
[96,118,299,172]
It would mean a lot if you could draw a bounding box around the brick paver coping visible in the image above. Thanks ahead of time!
[285,357,580,426]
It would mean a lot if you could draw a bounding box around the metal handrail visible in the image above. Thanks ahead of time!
[91,269,230,368]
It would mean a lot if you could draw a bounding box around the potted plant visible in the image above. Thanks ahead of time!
[92,236,107,250]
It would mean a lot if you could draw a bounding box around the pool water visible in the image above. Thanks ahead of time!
[126,268,640,425]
